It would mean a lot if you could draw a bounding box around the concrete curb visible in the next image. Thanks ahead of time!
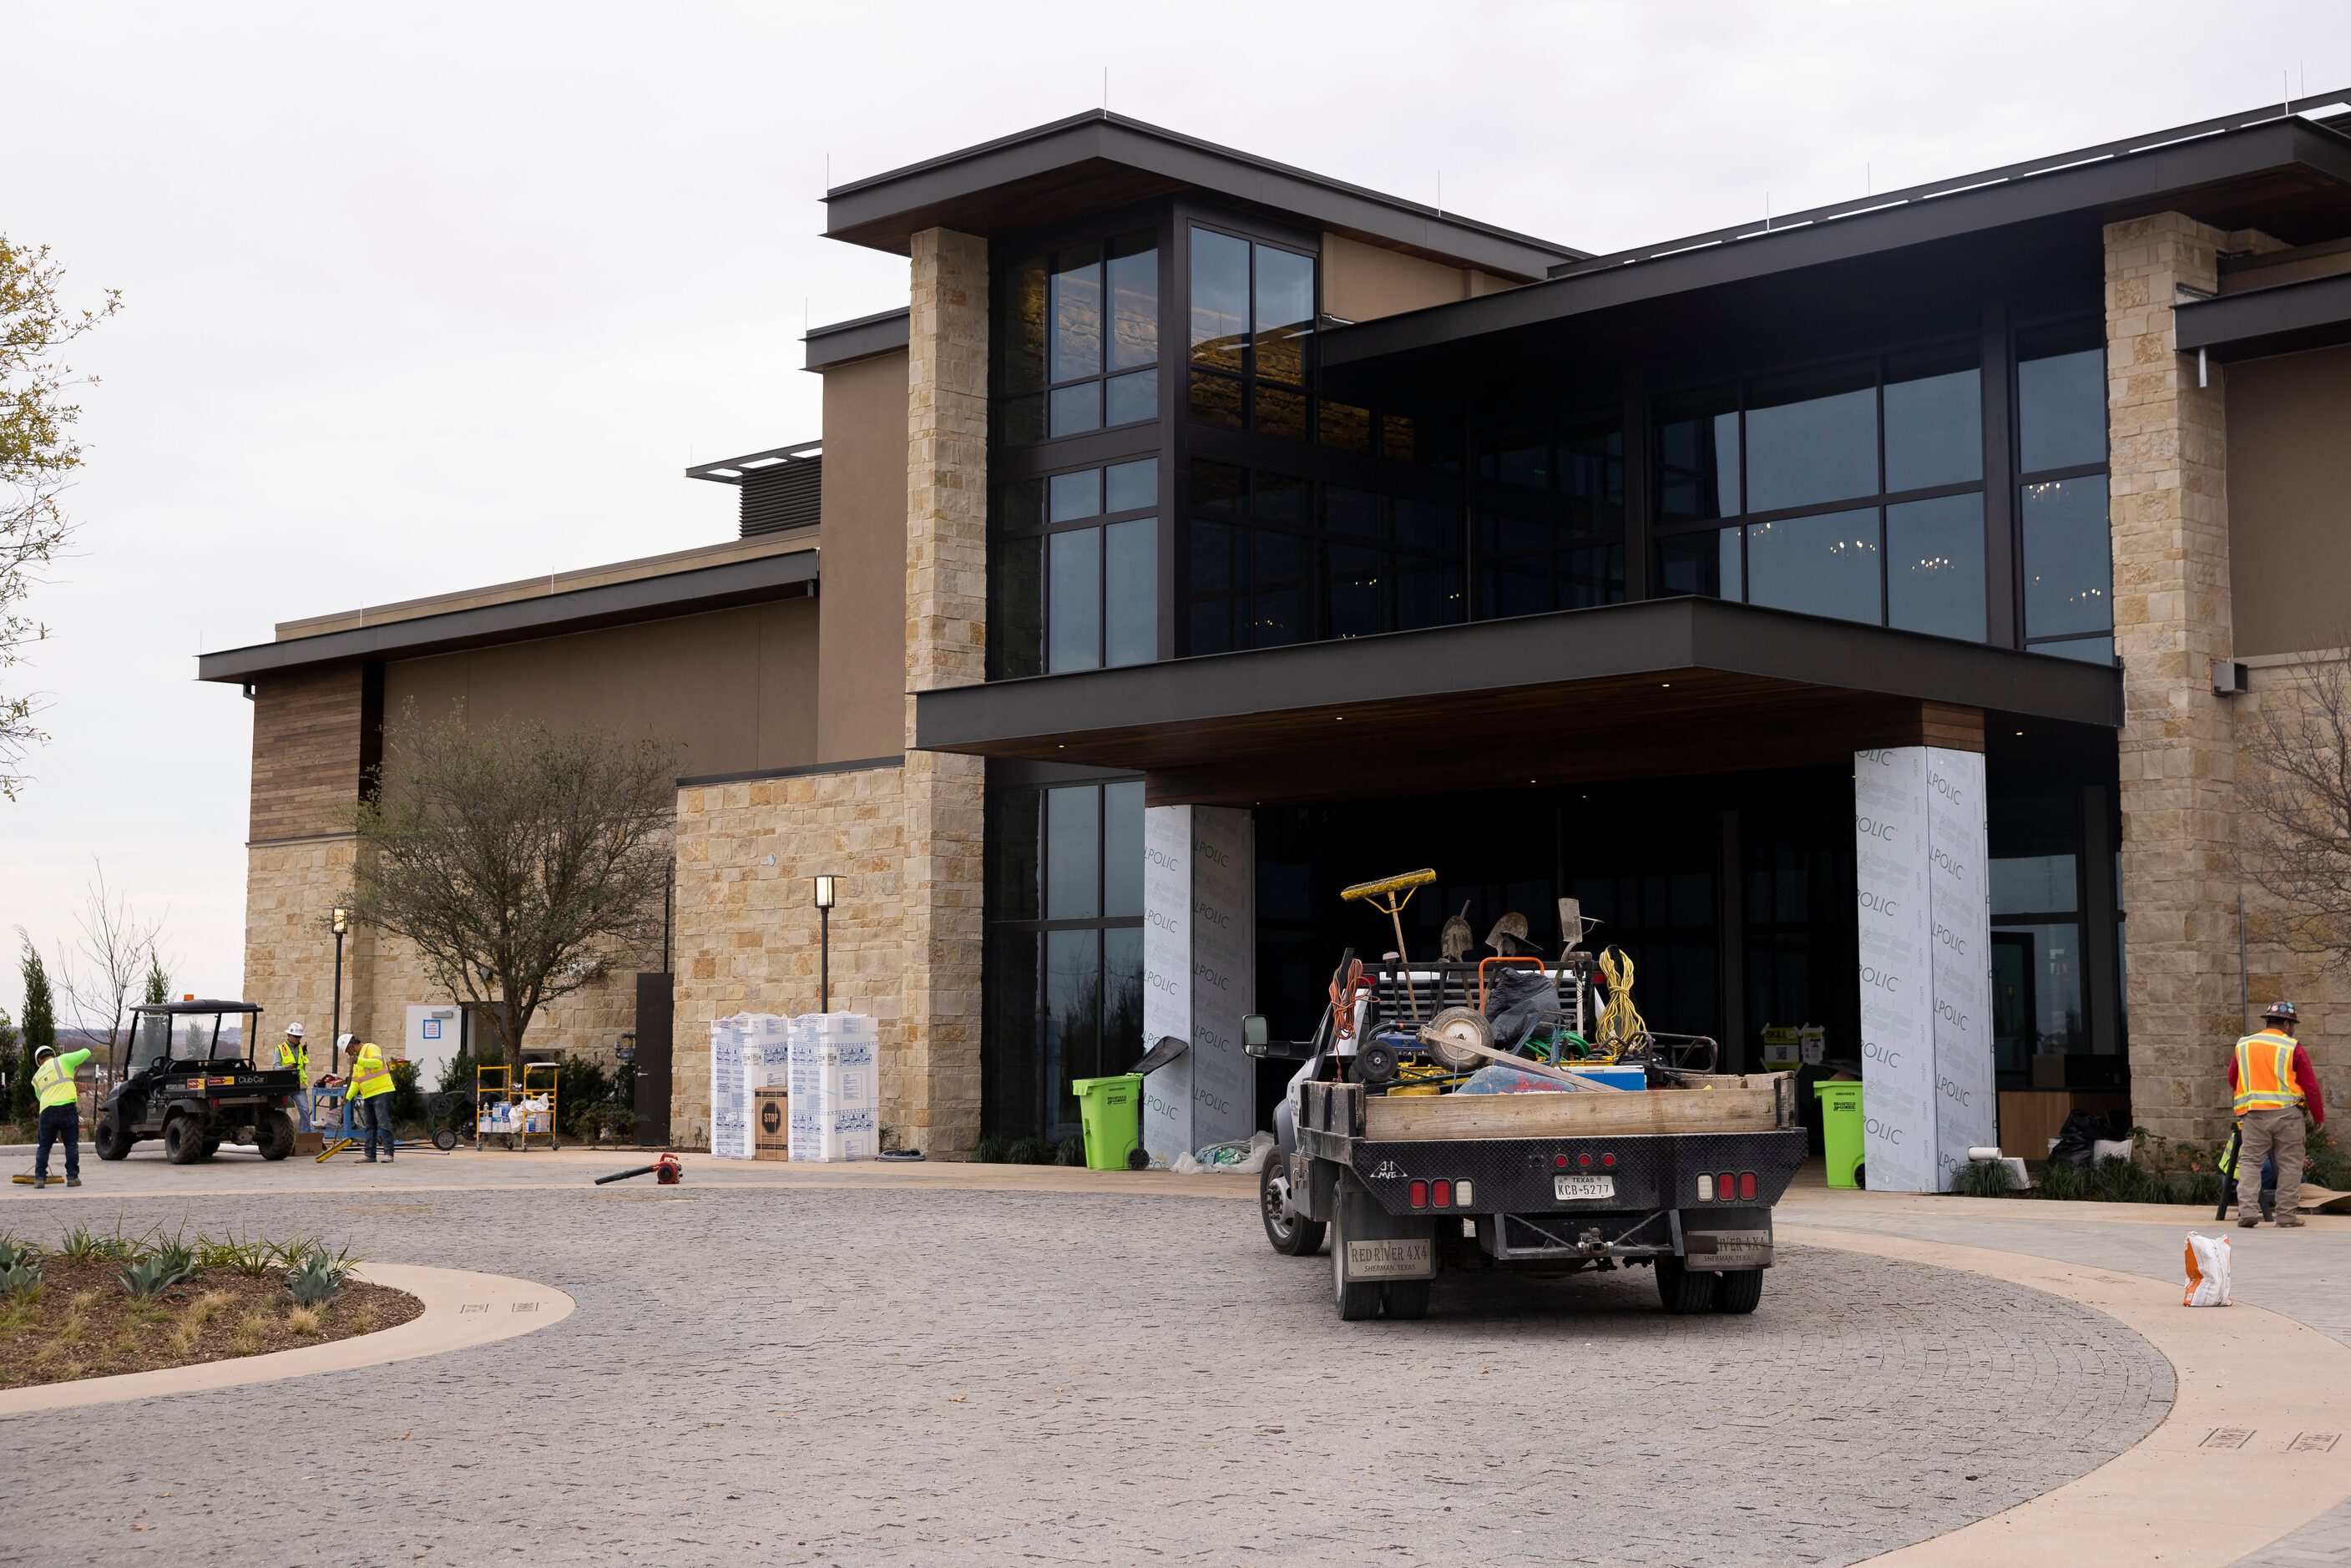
[1785,1225,2351,1567]
[0,1262,574,1418]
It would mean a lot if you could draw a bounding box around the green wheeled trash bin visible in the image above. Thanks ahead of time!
[1072,1074,1144,1171]
[1814,1080,1865,1189]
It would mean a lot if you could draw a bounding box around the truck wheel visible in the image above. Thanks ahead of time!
[1261,1158,1326,1257]
[163,1115,205,1166]
[1383,1278,1432,1320]
[1330,1206,1383,1322]
[94,1116,133,1161]
[255,1109,295,1162]
[1656,1257,1718,1315]
[1713,1270,1764,1314]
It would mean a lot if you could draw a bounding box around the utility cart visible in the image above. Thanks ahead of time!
[1253,948,1805,1322]
[91,1000,303,1164]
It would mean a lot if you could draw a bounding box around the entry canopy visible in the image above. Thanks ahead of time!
[914,598,2120,807]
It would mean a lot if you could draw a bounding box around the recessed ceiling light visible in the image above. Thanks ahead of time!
[1661,682,1672,689]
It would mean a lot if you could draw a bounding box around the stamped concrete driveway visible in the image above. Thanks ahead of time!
[3,1160,2168,1567]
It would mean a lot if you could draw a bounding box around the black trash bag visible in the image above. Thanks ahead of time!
[2046,1109,2123,1168]
[1482,968,1560,1052]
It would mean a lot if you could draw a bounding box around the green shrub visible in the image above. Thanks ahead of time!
[2307,1125,2351,1191]
[1005,1136,1053,1166]
[1955,1158,2016,1198]
[195,1230,276,1277]
[1056,1136,1085,1166]
[555,1055,614,1137]
[388,1060,424,1125]
[437,1045,489,1096]
[973,1133,1009,1163]
[0,1235,35,1271]
[2034,1160,2089,1201]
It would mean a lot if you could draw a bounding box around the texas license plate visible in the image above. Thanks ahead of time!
[1555,1175,1615,1201]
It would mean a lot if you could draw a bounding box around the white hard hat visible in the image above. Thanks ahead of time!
[337,1034,356,1050]
[285,1021,306,1038]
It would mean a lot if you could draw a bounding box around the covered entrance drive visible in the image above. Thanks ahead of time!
[922,596,2120,1189]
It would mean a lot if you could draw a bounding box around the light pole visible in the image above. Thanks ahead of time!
[330,907,350,1070]
[813,875,839,1014]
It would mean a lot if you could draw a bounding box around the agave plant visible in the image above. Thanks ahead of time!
[0,1236,36,1272]
[284,1254,349,1308]
[0,1258,43,1302]
[117,1253,194,1301]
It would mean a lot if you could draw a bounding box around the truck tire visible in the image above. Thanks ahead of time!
[163,1115,205,1166]
[94,1115,133,1161]
[255,1109,295,1162]
[1260,1157,1326,1257]
[1383,1278,1432,1320]
[1713,1269,1764,1315]
[1655,1257,1718,1314]
[1330,1204,1383,1322]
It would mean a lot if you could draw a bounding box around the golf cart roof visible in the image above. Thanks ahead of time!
[132,999,261,1015]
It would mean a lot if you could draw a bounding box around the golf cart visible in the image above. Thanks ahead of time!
[92,1000,304,1164]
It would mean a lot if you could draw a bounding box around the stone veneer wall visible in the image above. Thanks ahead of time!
[670,765,908,1146]
[2103,214,2280,1146]
[898,226,988,1157]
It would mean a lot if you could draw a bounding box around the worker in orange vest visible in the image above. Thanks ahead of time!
[2229,1002,2327,1228]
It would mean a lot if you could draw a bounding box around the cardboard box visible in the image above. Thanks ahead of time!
[753,1089,790,1161]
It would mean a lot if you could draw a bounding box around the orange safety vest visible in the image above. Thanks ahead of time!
[2232,1029,2305,1115]
[350,1045,396,1100]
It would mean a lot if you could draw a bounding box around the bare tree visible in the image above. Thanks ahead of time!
[345,706,675,1065]
[2,235,121,796]
[53,859,168,1048]
[2240,650,2351,964]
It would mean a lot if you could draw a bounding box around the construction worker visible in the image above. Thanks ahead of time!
[276,1022,315,1130]
[2230,1001,2327,1228]
[346,1039,397,1162]
[29,1043,93,1190]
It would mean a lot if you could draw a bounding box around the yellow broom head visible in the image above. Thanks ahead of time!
[1341,867,1437,903]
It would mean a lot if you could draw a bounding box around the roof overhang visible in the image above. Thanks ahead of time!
[2176,270,2351,362]
[197,548,819,684]
[1323,111,2351,382]
[804,308,911,371]
[914,598,2120,806]
[824,110,1579,279]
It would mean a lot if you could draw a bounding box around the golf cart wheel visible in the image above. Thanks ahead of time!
[1655,1257,1719,1315]
[1383,1277,1432,1320]
[1261,1156,1327,1257]
[1713,1269,1764,1315]
[255,1108,295,1162]
[432,1127,458,1152]
[94,1116,133,1161]
[1330,1202,1382,1322]
[163,1115,205,1166]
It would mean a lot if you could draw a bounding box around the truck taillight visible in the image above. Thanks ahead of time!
[1456,1180,1474,1206]
[1739,1172,1757,1200]
[1717,1170,1735,1199]
[1433,1180,1453,1208]
[1697,1174,1714,1201]
[1578,1153,1592,1169]
[1409,1180,1428,1208]
[1600,1152,1615,1167]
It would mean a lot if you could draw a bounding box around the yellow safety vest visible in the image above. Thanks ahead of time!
[276,1039,311,1077]
[32,1050,86,1111]
[350,1046,395,1100]
[2232,1029,2305,1115]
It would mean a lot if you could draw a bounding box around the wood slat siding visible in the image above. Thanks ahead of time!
[250,665,368,841]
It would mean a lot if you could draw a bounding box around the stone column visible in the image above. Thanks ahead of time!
[900,226,989,1156]
[1140,804,1256,1164]
[1855,746,1993,1192]
[2104,214,2251,1146]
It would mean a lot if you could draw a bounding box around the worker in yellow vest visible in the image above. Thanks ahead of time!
[346,1040,398,1163]
[276,1022,315,1130]
[2229,1001,2327,1228]
[29,1043,93,1189]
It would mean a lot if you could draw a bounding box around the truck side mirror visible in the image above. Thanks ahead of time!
[1242,1014,1269,1056]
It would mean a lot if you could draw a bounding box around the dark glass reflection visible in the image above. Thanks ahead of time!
[1656,529,1734,597]
[2022,475,2111,638]
[1886,493,1987,641]
[1745,364,1877,513]
[1189,228,1250,371]
[1044,928,1100,1132]
[2033,636,2114,665]
[1048,529,1101,674]
[994,533,1043,679]
[1104,781,1145,918]
[1048,382,1100,438]
[1044,785,1100,919]
[1104,370,1156,427]
[1004,256,1047,396]
[1105,458,1156,514]
[1256,385,1308,441]
[1105,234,1157,372]
[1191,459,1246,514]
[1883,350,1982,493]
[1656,391,1740,520]
[1320,401,1371,453]
[1188,372,1243,428]
[1049,245,1102,383]
[985,788,1040,922]
[1251,529,1307,647]
[2017,321,2106,473]
[999,394,1044,448]
[1104,518,1156,668]
[1744,507,1880,624]
[1104,928,1144,1076]
[1048,468,1100,523]
[1253,246,1314,385]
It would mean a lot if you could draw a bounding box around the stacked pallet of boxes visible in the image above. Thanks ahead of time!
[788,1013,878,1161]
[708,1014,751,1159]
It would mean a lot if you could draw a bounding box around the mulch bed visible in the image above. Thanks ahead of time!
[0,1257,422,1390]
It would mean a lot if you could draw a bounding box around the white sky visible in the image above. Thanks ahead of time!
[4,0,2347,1014]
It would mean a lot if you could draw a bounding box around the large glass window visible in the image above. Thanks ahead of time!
[2015,319,2111,662]
[1474,408,1627,615]
[1651,345,1986,642]
[983,779,1146,1141]
[1188,225,1317,441]
[998,230,1159,448]
[990,458,1160,676]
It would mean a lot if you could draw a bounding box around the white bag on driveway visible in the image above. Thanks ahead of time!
[2183,1232,2232,1307]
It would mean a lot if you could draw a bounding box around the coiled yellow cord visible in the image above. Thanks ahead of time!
[1595,945,1646,1049]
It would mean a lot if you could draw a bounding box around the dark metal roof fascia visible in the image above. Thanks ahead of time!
[913,598,2120,752]
[2175,269,2351,361]
[824,110,1582,279]
[196,549,820,684]
[1322,119,2351,369]
[804,307,912,370]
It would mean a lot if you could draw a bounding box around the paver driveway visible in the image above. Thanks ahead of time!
[3,1162,2169,1566]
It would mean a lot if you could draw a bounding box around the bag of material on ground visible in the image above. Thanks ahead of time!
[2182,1232,2232,1308]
